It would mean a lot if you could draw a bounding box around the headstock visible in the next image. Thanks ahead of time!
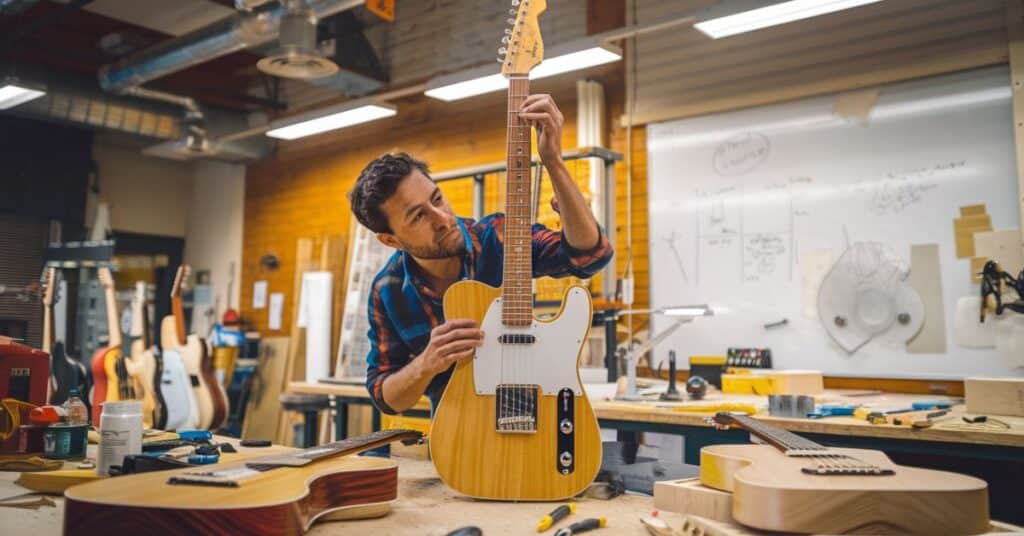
[42,267,57,307]
[499,0,547,77]
[171,265,191,298]
[98,266,115,290]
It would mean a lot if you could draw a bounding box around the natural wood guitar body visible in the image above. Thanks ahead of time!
[64,453,397,535]
[700,443,989,535]
[430,281,601,500]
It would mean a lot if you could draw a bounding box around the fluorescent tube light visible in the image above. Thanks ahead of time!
[695,0,884,39]
[661,305,713,317]
[425,43,621,102]
[265,103,396,140]
[0,80,46,110]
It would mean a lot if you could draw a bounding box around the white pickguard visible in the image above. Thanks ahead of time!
[474,286,591,396]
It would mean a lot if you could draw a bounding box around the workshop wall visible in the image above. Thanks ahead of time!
[240,65,648,334]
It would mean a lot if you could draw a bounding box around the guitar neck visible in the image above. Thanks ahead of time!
[172,295,186,346]
[503,75,533,327]
[726,414,824,453]
[102,270,122,348]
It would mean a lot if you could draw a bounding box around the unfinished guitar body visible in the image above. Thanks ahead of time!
[430,281,601,500]
[700,443,989,535]
[64,453,397,535]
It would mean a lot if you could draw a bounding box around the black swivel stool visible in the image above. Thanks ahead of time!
[279,392,331,447]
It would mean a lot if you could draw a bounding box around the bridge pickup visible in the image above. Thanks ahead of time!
[495,385,538,433]
[498,333,536,344]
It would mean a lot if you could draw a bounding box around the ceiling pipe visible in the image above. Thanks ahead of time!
[98,0,364,93]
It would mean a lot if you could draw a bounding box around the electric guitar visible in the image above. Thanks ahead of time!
[703,412,989,534]
[42,268,87,406]
[64,429,421,534]
[130,281,165,429]
[430,0,601,501]
[162,265,228,430]
[90,267,128,425]
[160,266,201,431]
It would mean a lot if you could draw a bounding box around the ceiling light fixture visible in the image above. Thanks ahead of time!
[424,40,622,102]
[265,101,396,140]
[694,0,884,39]
[0,78,46,110]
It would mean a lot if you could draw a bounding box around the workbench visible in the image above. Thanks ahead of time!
[3,448,1022,535]
[287,381,1024,464]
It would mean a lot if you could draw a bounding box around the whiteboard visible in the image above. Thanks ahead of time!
[648,66,1023,379]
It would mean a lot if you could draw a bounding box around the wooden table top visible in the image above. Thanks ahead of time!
[288,381,1024,449]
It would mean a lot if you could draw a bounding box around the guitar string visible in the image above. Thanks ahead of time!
[747,417,881,474]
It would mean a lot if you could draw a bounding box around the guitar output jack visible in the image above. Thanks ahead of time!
[559,451,573,467]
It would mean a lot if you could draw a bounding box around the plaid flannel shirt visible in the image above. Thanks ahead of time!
[365,213,613,414]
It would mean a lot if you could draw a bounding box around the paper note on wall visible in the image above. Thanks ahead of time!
[299,272,333,383]
[268,293,284,331]
[253,280,268,309]
[975,229,1024,273]
[906,244,946,354]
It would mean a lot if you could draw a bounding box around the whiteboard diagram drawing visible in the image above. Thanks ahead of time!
[647,65,1023,379]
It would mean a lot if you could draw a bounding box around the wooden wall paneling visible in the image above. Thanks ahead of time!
[1008,0,1024,238]
[628,0,1009,126]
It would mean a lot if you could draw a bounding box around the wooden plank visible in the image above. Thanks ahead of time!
[276,238,315,445]
[1008,0,1024,239]
[241,336,290,441]
[965,377,1024,416]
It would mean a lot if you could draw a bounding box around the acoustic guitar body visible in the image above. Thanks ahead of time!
[700,444,990,535]
[430,281,601,500]
[64,453,397,535]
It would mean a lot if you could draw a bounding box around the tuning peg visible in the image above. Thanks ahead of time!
[507,17,515,25]
[497,56,505,63]
[498,46,508,56]
[511,0,520,5]
[504,28,513,35]
[501,36,510,44]
[509,8,517,15]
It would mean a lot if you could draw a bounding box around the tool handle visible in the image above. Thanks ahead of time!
[538,503,576,532]
[555,518,606,535]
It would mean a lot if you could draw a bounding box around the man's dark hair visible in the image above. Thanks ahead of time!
[349,152,430,233]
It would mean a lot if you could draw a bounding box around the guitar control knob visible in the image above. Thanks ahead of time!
[560,419,573,434]
[559,451,573,467]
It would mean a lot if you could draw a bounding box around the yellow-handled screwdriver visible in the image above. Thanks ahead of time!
[537,503,576,532]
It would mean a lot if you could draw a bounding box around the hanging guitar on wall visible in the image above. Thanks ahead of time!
[429,0,602,501]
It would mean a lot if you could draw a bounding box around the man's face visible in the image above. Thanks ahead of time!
[377,169,466,260]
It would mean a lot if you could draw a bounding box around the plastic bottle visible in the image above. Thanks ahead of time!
[96,400,143,476]
[62,389,88,425]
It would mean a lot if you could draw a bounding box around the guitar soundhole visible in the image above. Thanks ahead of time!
[495,384,537,433]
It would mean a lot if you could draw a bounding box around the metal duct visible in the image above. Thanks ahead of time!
[10,84,183,140]
[99,0,364,92]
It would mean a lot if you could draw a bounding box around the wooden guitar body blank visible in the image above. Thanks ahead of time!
[701,414,990,535]
[64,454,397,535]
[429,282,601,500]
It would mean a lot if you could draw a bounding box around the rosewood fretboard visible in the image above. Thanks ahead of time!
[503,75,533,327]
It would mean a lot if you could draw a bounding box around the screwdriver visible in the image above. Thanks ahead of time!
[554,517,606,536]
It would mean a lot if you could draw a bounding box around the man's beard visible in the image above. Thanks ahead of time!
[399,232,466,260]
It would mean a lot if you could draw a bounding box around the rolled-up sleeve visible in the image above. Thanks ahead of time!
[364,284,406,415]
[532,223,614,279]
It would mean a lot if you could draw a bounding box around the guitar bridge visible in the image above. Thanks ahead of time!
[495,384,538,433]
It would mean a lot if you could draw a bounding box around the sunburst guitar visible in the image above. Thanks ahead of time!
[430,0,601,501]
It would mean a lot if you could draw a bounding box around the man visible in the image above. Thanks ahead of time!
[350,94,613,414]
